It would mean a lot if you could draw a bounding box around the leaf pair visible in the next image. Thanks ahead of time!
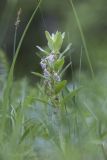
[45,31,65,53]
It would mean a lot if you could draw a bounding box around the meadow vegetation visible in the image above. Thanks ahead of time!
[0,0,107,160]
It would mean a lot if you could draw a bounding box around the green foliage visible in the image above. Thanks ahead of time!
[45,31,65,53]
[1,69,107,160]
[32,72,46,79]
[0,0,107,159]
[55,80,67,94]
[35,31,71,108]
[54,58,64,71]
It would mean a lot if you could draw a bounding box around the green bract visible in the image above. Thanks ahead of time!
[54,58,64,71]
[45,31,65,53]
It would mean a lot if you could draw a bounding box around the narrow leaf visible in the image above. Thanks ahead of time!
[55,80,67,94]
[19,124,35,143]
[45,31,53,51]
[54,58,64,71]
[60,43,72,58]
[60,61,72,77]
[54,32,63,52]
[36,45,48,55]
[61,87,82,104]
[32,72,45,79]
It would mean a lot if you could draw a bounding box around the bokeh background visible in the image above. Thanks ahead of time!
[0,0,107,80]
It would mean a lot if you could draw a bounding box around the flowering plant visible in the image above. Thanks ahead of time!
[34,31,72,107]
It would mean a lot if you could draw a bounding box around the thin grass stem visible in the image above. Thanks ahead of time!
[67,0,94,78]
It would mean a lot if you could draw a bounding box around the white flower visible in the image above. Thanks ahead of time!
[54,72,60,82]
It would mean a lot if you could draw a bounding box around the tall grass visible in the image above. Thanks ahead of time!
[67,0,94,78]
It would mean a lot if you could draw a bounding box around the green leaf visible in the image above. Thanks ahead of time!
[32,72,45,79]
[61,87,82,104]
[60,43,72,58]
[19,124,35,143]
[62,32,65,39]
[53,32,63,52]
[53,31,59,41]
[60,61,72,77]
[45,31,54,51]
[36,45,49,55]
[55,80,67,94]
[54,58,64,71]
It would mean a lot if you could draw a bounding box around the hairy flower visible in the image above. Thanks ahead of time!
[43,69,50,78]
[46,54,55,63]
[40,59,46,69]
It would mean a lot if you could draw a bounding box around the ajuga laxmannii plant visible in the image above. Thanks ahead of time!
[34,31,72,108]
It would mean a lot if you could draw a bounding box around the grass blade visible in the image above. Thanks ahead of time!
[67,0,94,78]
[2,0,42,133]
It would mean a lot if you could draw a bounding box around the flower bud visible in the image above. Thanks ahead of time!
[46,54,55,64]
[40,60,46,69]
[54,72,61,82]
[43,69,50,78]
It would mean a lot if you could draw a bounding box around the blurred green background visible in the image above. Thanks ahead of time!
[1,1,107,159]
[0,0,107,80]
